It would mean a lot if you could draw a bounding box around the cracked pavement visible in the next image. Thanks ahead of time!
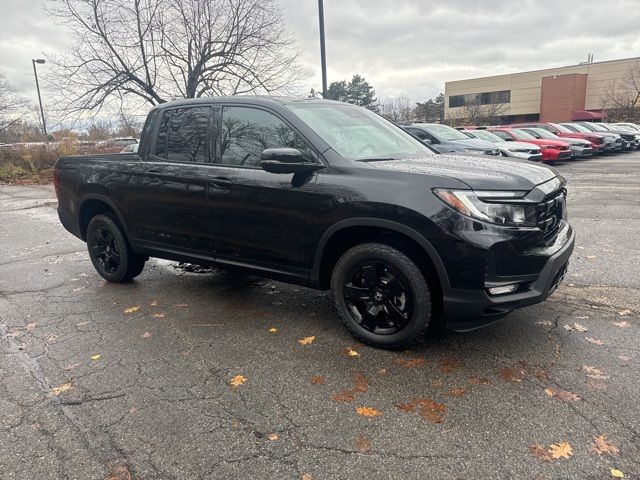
[1,154,639,479]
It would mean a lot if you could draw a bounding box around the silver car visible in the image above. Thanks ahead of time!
[518,127,593,159]
[462,130,543,161]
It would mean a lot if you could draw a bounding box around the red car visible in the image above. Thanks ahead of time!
[488,128,572,162]
[509,122,605,153]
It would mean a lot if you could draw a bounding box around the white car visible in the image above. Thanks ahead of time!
[462,130,543,162]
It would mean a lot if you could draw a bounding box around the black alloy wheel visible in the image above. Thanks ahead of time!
[90,226,121,274]
[343,260,413,335]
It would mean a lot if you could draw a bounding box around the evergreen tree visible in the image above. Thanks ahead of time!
[323,75,378,112]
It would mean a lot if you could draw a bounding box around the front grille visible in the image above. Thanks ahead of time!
[537,190,566,242]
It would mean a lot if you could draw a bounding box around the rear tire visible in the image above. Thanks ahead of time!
[86,214,143,283]
[330,243,431,349]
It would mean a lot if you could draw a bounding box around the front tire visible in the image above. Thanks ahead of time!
[86,214,144,283]
[330,243,431,349]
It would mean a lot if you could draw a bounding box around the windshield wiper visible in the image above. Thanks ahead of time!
[357,157,397,162]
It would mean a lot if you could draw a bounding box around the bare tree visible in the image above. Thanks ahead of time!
[602,61,640,122]
[0,72,28,132]
[46,0,302,118]
[380,95,413,124]
[447,102,507,127]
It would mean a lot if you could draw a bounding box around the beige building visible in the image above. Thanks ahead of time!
[444,57,640,123]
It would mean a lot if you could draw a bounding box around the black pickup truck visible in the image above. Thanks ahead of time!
[54,97,574,348]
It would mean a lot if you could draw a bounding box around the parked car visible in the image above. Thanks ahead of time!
[403,123,501,157]
[119,142,139,154]
[487,128,573,162]
[510,121,606,153]
[598,124,640,149]
[558,123,621,152]
[53,97,574,348]
[575,123,633,150]
[461,129,543,161]
[611,122,640,134]
[98,138,138,149]
[516,127,594,159]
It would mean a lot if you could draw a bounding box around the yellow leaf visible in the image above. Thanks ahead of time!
[356,406,382,417]
[229,375,247,387]
[545,387,581,402]
[613,321,629,328]
[267,433,278,441]
[345,347,359,357]
[123,306,140,314]
[549,442,573,459]
[152,313,165,318]
[592,435,619,455]
[91,354,101,361]
[611,469,624,478]
[268,327,278,333]
[150,301,158,306]
[298,336,316,345]
[51,382,73,396]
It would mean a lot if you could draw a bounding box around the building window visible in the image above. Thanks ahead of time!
[449,90,511,108]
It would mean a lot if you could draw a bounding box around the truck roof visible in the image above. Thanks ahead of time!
[149,96,343,111]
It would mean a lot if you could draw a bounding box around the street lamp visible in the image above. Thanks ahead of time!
[317,0,328,97]
[32,58,47,138]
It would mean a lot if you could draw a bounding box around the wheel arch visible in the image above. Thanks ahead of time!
[311,218,450,295]
[78,194,129,241]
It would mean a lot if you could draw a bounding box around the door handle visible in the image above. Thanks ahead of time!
[211,177,233,188]
[147,168,162,174]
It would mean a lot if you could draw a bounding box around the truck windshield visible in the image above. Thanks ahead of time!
[286,103,433,160]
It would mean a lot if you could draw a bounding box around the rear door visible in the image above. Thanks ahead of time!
[134,105,215,256]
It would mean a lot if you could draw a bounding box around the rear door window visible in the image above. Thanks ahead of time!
[153,106,212,163]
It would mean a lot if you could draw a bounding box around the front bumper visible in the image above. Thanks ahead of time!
[442,222,575,331]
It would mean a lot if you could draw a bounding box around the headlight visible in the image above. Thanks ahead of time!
[434,189,537,226]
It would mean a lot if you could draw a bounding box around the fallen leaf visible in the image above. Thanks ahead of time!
[395,402,416,413]
[576,316,589,320]
[611,469,624,478]
[583,366,609,380]
[355,435,371,453]
[431,379,444,388]
[377,368,387,375]
[152,313,165,318]
[51,382,73,396]
[310,375,325,385]
[549,442,573,459]
[65,363,81,370]
[301,474,313,480]
[618,309,632,316]
[529,444,552,462]
[344,347,359,357]
[91,354,101,361]
[563,323,588,332]
[498,366,525,383]
[354,373,368,393]
[331,390,356,403]
[141,331,152,339]
[26,322,37,332]
[298,336,316,345]
[592,435,619,455]
[469,376,491,385]
[613,321,629,328]
[150,301,158,306]
[619,355,632,362]
[72,287,83,292]
[415,398,447,423]
[536,321,553,326]
[229,375,247,387]
[394,356,425,368]
[174,303,189,307]
[439,358,463,374]
[447,387,467,398]
[268,327,278,333]
[356,406,382,417]
[123,306,140,314]
[586,255,597,260]
[267,433,279,441]
[585,337,605,346]
[545,387,581,402]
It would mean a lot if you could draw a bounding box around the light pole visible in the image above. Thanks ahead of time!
[32,58,47,138]
[318,0,328,97]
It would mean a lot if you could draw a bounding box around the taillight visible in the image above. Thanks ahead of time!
[53,167,61,198]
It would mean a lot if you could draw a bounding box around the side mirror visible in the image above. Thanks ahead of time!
[260,148,324,174]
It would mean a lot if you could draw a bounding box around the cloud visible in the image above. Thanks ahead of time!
[1,0,639,109]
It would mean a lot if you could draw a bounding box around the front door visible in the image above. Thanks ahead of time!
[135,105,214,256]
[208,105,326,280]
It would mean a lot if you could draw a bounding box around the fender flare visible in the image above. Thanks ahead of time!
[310,218,450,290]
[77,193,131,241]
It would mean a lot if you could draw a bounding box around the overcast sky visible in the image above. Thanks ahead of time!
[2,0,640,110]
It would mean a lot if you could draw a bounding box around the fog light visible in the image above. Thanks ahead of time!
[487,284,519,296]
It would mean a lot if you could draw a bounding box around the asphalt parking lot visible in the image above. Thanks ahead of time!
[1,153,639,480]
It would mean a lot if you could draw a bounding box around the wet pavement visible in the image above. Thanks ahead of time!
[0,153,639,479]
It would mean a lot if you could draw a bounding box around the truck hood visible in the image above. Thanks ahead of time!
[368,154,557,191]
